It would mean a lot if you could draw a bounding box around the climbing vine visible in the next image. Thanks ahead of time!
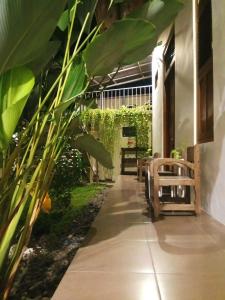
[81,105,152,156]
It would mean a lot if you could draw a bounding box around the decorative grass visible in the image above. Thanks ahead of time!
[70,184,105,209]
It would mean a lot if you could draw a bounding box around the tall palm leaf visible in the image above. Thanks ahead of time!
[0,0,66,74]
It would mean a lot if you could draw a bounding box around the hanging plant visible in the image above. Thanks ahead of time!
[81,104,152,157]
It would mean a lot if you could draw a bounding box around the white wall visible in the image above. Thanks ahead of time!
[200,1,225,224]
[152,27,171,156]
[174,1,194,149]
[152,2,194,155]
[152,0,225,224]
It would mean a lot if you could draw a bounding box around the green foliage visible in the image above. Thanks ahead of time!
[0,67,35,150]
[145,148,152,157]
[77,0,99,34]
[0,0,184,297]
[137,148,152,159]
[110,0,126,6]
[33,184,105,241]
[51,136,87,189]
[58,0,98,34]
[28,41,61,76]
[71,184,105,208]
[130,0,184,36]
[55,55,88,120]
[0,0,66,74]
[83,19,156,76]
[0,3,89,297]
[62,56,88,102]
[83,0,184,76]
[75,133,113,169]
[81,105,152,157]
[170,148,182,159]
[57,7,74,31]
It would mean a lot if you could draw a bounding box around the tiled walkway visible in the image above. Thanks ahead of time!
[53,176,225,300]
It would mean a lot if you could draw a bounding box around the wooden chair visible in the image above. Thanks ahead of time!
[148,145,200,217]
[137,158,148,181]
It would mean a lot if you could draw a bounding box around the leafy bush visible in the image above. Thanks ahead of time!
[32,184,105,243]
[51,136,88,189]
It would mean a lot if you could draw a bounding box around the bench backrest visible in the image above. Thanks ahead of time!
[186,144,199,163]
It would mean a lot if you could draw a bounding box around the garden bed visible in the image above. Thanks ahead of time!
[9,184,107,300]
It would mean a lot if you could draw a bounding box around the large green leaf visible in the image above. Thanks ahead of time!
[58,5,76,32]
[83,18,156,76]
[54,56,88,119]
[58,8,71,32]
[0,195,27,278]
[0,67,35,149]
[122,37,157,65]
[58,0,98,34]
[77,0,99,34]
[75,134,113,169]
[0,0,66,74]
[129,0,184,36]
[28,41,61,76]
[63,56,88,102]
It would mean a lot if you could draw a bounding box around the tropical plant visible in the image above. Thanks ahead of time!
[0,0,184,298]
[0,2,102,298]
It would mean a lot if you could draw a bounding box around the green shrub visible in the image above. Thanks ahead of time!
[32,184,105,244]
[51,136,88,189]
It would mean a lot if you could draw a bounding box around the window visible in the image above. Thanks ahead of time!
[163,29,175,157]
[155,71,158,89]
[122,126,136,137]
[198,0,214,143]
[164,33,175,72]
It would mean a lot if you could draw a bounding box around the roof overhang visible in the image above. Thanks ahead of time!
[90,56,152,90]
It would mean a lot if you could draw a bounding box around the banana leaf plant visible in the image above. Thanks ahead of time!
[0,0,184,299]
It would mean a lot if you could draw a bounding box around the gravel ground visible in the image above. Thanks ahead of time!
[9,194,104,300]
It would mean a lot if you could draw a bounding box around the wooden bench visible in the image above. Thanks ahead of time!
[147,144,201,218]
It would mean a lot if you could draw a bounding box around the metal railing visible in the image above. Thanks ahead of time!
[85,85,152,109]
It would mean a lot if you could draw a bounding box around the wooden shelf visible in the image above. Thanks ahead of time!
[121,147,146,175]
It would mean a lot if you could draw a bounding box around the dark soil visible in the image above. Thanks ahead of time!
[9,194,104,300]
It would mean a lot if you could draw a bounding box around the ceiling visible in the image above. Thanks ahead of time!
[89,1,152,91]
[90,55,152,90]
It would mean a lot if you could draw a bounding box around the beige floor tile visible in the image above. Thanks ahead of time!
[150,240,225,274]
[193,215,225,247]
[146,217,214,242]
[52,272,160,300]
[68,239,154,273]
[192,211,217,224]
[157,273,225,300]
[99,199,146,214]
[99,207,146,217]
[86,222,152,244]
[94,209,150,224]
[114,223,153,240]
[102,192,145,204]
[53,176,225,299]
